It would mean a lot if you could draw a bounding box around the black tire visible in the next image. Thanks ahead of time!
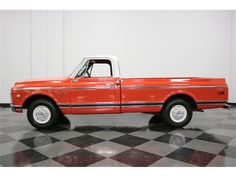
[27,99,59,129]
[161,99,192,128]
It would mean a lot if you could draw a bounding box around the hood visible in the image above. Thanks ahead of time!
[13,77,70,89]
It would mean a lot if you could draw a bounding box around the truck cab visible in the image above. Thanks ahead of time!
[69,56,122,114]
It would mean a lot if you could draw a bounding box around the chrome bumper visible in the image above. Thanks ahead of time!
[10,104,23,113]
[223,104,231,109]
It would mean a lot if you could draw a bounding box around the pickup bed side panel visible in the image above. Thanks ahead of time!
[120,78,228,113]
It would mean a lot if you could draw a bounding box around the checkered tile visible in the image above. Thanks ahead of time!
[166,147,216,166]
[65,135,105,148]
[111,149,162,167]
[1,107,236,166]
[154,134,192,146]
[53,149,106,167]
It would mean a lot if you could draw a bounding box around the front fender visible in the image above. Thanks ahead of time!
[15,90,59,107]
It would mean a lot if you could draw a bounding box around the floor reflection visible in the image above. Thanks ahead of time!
[0,108,236,166]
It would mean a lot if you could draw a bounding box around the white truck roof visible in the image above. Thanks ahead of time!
[84,55,118,61]
[71,56,120,78]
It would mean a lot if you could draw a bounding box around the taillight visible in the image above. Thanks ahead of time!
[218,91,225,95]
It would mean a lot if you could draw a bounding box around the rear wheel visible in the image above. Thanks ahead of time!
[27,99,59,129]
[162,99,192,128]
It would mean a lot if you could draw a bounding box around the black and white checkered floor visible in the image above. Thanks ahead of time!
[0,108,236,167]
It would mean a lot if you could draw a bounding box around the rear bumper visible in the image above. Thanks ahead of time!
[10,104,23,113]
[223,103,231,109]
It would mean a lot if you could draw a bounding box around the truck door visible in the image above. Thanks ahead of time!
[70,59,121,114]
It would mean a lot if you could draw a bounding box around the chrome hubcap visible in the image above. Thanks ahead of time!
[170,105,187,123]
[33,105,51,124]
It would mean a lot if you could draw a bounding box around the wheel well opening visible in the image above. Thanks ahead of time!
[163,94,197,111]
[22,95,58,109]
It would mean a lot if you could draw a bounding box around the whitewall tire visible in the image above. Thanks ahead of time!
[27,99,59,129]
[162,99,192,128]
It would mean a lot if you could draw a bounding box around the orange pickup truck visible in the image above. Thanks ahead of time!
[11,56,228,129]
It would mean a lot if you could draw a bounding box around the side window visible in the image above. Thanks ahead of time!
[81,59,112,77]
[90,63,112,77]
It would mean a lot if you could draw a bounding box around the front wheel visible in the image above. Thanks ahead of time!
[27,99,59,129]
[161,99,192,128]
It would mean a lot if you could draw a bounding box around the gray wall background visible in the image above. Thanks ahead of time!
[0,10,235,103]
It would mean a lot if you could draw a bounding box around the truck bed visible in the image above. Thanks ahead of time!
[120,77,228,113]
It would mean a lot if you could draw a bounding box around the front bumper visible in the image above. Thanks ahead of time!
[10,104,23,113]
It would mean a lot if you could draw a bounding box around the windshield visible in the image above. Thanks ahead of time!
[69,58,87,78]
